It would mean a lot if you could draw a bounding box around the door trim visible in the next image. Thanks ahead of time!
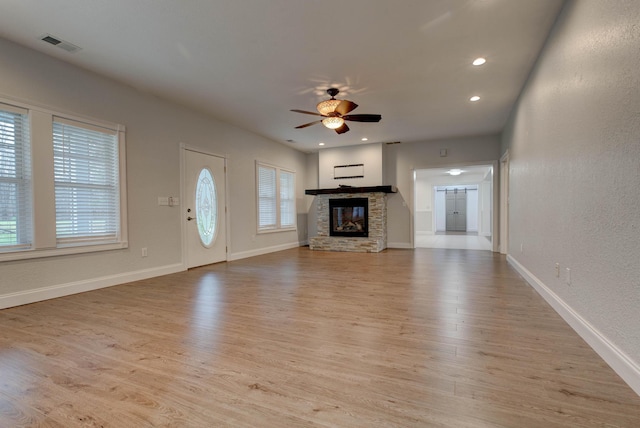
[499,151,509,255]
[180,143,229,269]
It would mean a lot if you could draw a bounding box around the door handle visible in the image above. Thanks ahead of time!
[187,216,196,221]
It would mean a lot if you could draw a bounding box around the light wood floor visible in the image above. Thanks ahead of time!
[1,248,639,427]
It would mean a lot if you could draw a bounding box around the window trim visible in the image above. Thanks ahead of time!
[0,96,128,262]
[256,161,296,234]
[0,103,31,251]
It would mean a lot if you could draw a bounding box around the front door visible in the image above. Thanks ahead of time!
[184,149,227,268]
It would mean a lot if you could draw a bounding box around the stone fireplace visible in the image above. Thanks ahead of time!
[306,186,396,253]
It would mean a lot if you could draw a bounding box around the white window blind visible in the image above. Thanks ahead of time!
[258,164,277,230]
[53,118,120,244]
[0,104,31,250]
[280,170,295,227]
[257,162,296,232]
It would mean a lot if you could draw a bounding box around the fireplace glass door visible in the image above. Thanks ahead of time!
[329,198,368,237]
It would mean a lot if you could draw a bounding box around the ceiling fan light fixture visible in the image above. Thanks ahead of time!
[322,117,345,129]
[292,88,380,135]
[317,99,341,115]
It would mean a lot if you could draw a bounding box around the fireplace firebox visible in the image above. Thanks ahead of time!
[329,198,368,237]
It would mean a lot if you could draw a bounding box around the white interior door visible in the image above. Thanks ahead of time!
[184,149,226,268]
[446,190,467,232]
[455,191,467,231]
[445,191,456,231]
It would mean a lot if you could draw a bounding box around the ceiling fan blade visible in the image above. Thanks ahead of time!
[335,100,358,116]
[295,120,322,129]
[335,123,350,134]
[291,109,324,117]
[342,114,382,123]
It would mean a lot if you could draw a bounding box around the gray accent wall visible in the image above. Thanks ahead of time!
[0,37,307,300]
[502,0,640,375]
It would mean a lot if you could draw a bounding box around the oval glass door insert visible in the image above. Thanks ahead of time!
[195,168,217,247]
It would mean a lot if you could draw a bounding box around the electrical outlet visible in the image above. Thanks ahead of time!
[566,268,571,285]
[141,247,148,257]
[555,263,560,278]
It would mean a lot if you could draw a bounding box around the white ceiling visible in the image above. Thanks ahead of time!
[0,0,563,153]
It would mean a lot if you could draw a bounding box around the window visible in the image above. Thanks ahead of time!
[280,170,295,228]
[0,104,31,250]
[257,164,277,230]
[0,97,127,261]
[256,162,296,232]
[53,118,120,245]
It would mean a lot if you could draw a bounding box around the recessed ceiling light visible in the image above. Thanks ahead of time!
[318,142,325,146]
[470,96,481,102]
[448,169,463,176]
[472,57,486,66]
[361,137,368,141]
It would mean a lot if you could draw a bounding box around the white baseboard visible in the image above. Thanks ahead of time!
[0,263,185,310]
[415,231,434,236]
[507,255,640,396]
[387,242,413,249]
[228,241,302,261]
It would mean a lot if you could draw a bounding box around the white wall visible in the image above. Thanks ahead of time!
[479,174,492,236]
[318,143,383,188]
[414,179,433,233]
[435,190,446,232]
[502,0,640,393]
[385,136,501,247]
[466,189,478,232]
[0,37,307,307]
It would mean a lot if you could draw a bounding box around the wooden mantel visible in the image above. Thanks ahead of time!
[305,185,397,195]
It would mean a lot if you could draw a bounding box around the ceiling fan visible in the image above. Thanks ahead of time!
[291,88,382,135]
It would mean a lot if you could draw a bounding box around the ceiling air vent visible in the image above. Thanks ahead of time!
[385,141,402,145]
[39,34,82,53]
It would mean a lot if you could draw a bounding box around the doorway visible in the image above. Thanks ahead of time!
[182,147,227,268]
[413,165,494,250]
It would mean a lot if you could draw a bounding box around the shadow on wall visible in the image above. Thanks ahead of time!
[297,212,308,243]
[387,191,411,248]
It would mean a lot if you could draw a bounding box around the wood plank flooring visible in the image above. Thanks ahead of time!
[1,248,639,427]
